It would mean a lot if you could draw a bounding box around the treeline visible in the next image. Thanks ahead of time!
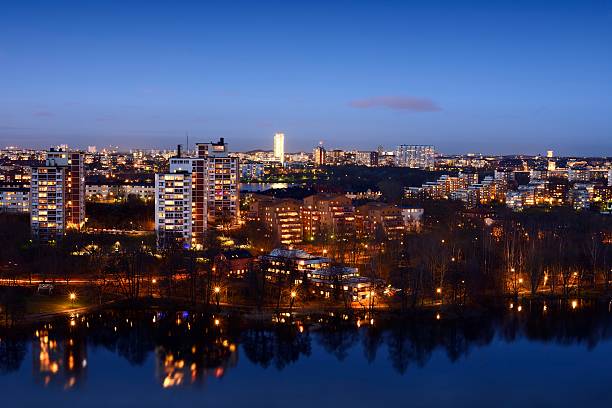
[86,195,154,230]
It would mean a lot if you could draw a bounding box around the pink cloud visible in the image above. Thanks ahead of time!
[33,111,54,117]
[349,96,441,112]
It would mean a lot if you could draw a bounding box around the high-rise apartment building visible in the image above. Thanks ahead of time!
[30,149,85,242]
[197,138,239,225]
[155,170,194,248]
[313,145,326,166]
[155,139,239,249]
[274,132,285,164]
[395,145,435,169]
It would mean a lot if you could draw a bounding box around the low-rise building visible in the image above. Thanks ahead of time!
[0,182,29,213]
[355,202,404,240]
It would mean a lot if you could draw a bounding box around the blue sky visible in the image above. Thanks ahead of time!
[1,0,611,155]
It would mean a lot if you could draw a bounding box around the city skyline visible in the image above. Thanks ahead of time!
[1,1,611,156]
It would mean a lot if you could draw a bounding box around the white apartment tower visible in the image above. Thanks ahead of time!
[274,132,285,164]
[31,148,85,242]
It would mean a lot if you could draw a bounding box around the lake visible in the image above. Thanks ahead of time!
[1,304,612,407]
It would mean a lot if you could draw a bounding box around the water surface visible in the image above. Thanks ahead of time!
[1,306,611,407]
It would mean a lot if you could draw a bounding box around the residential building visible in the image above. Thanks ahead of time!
[0,182,29,213]
[395,145,435,169]
[355,151,378,167]
[355,202,405,241]
[197,138,240,225]
[313,145,326,166]
[155,171,193,248]
[260,248,331,286]
[214,249,254,279]
[302,194,355,238]
[262,198,303,245]
[30,149,85,241]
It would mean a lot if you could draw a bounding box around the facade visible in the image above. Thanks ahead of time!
[155,171,193,248]
[400,207,424,231]
[30,149,85,241]
[214,249,254,279]
[197,139,239,225]
[274,132,285,164]
[262,198,303,245]
[261,248,331,286]
[86,183,155,202]
[355,151,379,167]
[313,145,326,166]
[570,183,594,210]
[302,194,355,239]
[0,182,29,213]
[155,139,239,248]
[395,145,435,169]
[240,162,265,180]
[355,202,405,241]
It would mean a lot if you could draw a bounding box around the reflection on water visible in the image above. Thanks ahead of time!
[240,182,299,192]
[2,303,612,404]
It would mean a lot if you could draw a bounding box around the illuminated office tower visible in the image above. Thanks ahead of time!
[31,148,84,242]
[395,145,435,169]
[274,132,285,164]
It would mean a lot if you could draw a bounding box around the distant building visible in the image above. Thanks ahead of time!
[262,198,303,245]
[355,151,378,167]
[400,207,424,231]
[313,145,326,166]
[355,202,404,240]
[569,183,594,210]
[302,194,355,239]
[241,162,265,180]
[274,132,285,164]
[214,249,254,279]
[0,182,29,213]
[395,145,435,169]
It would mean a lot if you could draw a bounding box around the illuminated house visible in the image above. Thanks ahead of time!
[31,148,84,242]
[214,249,254,279]
[261,248,331,285]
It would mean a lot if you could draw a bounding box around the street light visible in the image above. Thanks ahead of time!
[289,290,297,312]
[214,286,221,309]
[69,292,76,306]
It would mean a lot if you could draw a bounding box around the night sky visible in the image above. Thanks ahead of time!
[1,0,610,155]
